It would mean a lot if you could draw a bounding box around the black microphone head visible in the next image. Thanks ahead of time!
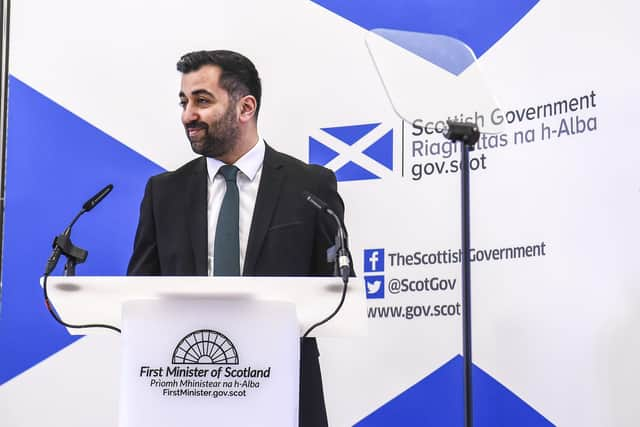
[82,184,114,212]
[302,191,329,211]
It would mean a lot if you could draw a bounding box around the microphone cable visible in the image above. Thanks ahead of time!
[42,272,121,333]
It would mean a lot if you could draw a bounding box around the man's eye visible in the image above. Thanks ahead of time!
[178,100,187,109]
[197,98,210,105]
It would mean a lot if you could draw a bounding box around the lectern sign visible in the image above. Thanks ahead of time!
[135,329,274,400]
[119,299,299,427]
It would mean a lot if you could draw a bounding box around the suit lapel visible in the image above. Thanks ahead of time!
[186,157,209,276]
[243,144,285,275]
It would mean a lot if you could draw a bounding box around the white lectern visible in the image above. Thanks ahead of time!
[44,276,366,427]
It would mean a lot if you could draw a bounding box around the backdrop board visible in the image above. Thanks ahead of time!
[2,1,640,426]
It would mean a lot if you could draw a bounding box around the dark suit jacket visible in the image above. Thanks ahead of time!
[128,144,346,427]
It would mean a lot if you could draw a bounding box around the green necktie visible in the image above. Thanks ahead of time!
[213,165,240,276]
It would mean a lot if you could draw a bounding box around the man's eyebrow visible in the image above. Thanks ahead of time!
[179,89,215,98]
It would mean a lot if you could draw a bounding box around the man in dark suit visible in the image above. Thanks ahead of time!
[128,50,348,427]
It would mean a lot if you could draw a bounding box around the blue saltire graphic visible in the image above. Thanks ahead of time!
[309,123,393,181]
[311,0,539,73]
[355,355,555,426]
[0,77,164,384]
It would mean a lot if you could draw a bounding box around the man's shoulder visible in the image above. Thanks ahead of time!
[266,144,334,180]
[149,157,205,184]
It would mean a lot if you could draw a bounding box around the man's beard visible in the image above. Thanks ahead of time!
[185,105,239,159]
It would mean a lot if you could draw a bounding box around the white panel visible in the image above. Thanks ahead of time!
[5,0,640,426]
[0,335,120,427]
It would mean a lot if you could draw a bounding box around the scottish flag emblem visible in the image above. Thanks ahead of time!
[309,123,393,182]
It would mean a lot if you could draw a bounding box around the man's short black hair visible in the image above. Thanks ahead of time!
[177,50,261,118]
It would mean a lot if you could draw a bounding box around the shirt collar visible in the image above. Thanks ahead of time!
[206,136,265,182]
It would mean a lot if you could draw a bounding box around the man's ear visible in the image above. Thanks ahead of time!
[238,95,257,123]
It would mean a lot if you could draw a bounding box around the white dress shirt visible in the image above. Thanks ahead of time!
[206,138,265,275]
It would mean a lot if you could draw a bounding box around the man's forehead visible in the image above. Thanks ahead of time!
[180,65,224,95]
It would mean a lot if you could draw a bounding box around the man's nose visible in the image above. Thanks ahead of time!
[182,104,199,122]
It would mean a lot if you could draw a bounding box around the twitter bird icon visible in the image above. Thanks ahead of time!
[365,275,385,299]
[367,280,381,294]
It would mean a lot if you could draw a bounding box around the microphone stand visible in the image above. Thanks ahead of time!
[44,213,88,278]
[52,212,89,277]
[301,191,351,337]
[327,210,350,285]
[444,121,480,427]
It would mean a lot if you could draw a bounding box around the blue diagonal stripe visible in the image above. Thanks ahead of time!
[355,355,554,426]
[312,0,539,64]
[0,76,165,384]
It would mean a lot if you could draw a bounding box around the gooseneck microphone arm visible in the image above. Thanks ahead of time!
[302,191,351,337]
[302,191,351,284]
[42,184,120,333]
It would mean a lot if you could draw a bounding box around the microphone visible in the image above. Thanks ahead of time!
[42,184,121,333]
[302,191,351,283]
[303,191,329,212]
[82,184,113,212]
[44,184,114,276]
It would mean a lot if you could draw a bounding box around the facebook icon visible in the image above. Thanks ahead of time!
[364,249,384,273]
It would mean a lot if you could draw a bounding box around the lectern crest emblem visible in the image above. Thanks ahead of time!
[172,329,239,365]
